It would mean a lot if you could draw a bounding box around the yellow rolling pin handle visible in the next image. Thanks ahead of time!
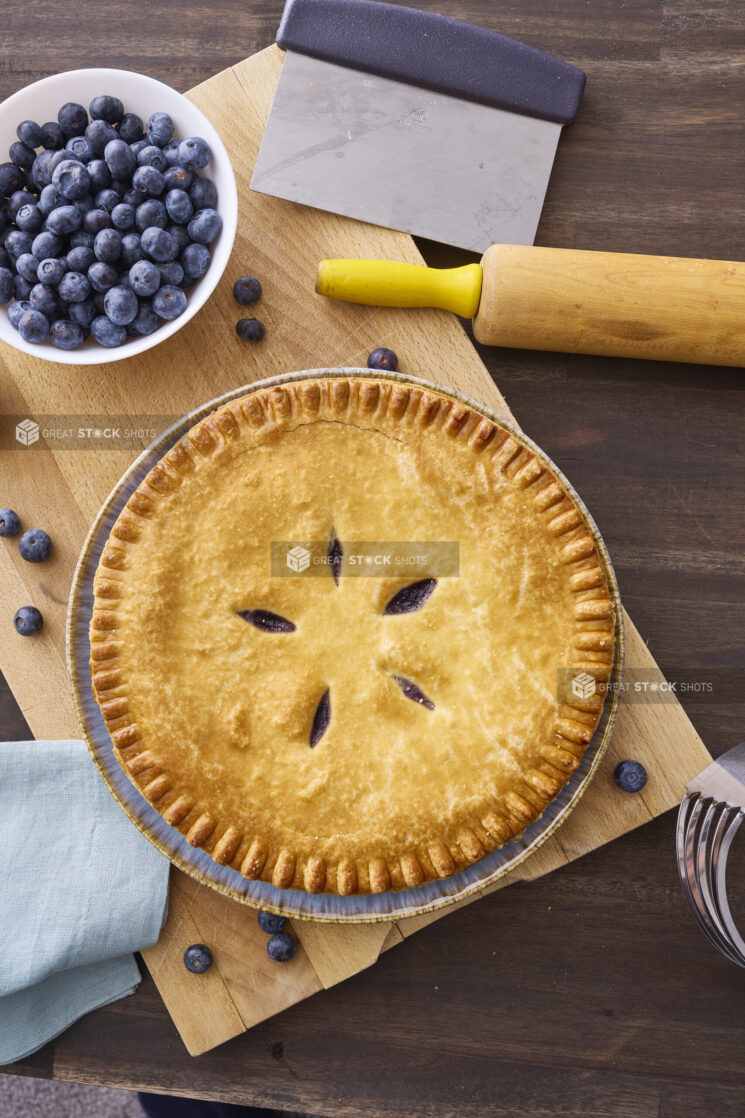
[316,259,482,320]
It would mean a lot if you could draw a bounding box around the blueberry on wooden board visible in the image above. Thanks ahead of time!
[267,932,297,963]
[0,509,21,537]
[14,606,43,636]
[183,944,213,974]
[613,759,647,793]
[233,275,262,306]
[19,529,51,562]
[367,346,398,372]
[235,317,265,342]
[258,911,287,935]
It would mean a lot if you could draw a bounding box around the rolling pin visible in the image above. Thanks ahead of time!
[315,246,745,367]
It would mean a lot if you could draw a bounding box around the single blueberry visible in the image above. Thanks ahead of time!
[132,164,165,199]
[187,208,222,245]
[38,184,63,216]
[6,189,31,222]
[266,932,296,963]
[164,188,192,224]
[30,149,55,190]
[50,319,85,350]
[52,158,91,201]
[181,242,210,279]
[146,112,173,148]
[17,120,44,148]
[157,260,183,286]
[167,223,190,254]
[236,317,265,342]
[129,259,161,297]
[68,297,96,327]
[163,165,192,193]
[87,158,112,192]
[163,139,181,165]
[104,138,136,181]
[90,314,126,347]
[189,177,218,211]
[47,205,82,235]
[7,299,31,327]
[29,282,57,317]
[130,300,161,336]
[0,267,13,304]
[19,527,52,561]
[58,102,88,138]
[367,347,398,371]
[40,121,66,150]
[141,226,177,263]
[0,163,25,198]
[87,261,119,293]
[15,253,41,283]
[183,944,212,974]
[120,232,144,267]
[14,605,44,636]
[5,228,33,258]
[84,208,112,234]
[94,188,121,214]
[37,257,66,286]
[257,910,287,935]
[613,759,648,793]
[118,113,144,144]
[32,230,63,260]
[94,227,122,264]
[178,137,212,171]
[103,284,138,325]
[89,95,124,124]
[17,308,48,342]
[13,275,33,301]
[135,199,167,231]
[152,284,187,320]
[66,245,94,273]
[66,135,94,164]
[137,144,167,172]
[85,119,118,156]
[58,270,91,303]
[15,203,43,234]
[111,203,135,231]
[233,276,261,306]
[0,509,21,536]
[9,141,35,172]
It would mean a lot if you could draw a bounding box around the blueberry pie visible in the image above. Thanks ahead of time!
[90,375,615,895]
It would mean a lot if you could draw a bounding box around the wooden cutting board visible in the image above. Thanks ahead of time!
[0,45,712,1057]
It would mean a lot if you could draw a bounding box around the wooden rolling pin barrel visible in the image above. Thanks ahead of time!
[316,247,745,367]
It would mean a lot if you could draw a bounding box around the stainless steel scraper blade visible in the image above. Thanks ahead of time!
[251,51,563,254]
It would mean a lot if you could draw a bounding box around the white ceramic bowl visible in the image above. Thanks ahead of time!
[0,67,238,365]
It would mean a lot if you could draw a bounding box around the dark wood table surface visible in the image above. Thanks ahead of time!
[2,1,745,1115]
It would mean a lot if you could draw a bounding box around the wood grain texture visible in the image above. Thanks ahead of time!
[1,0,744,1112]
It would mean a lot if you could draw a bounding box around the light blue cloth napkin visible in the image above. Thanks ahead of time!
[0,739,170,1064]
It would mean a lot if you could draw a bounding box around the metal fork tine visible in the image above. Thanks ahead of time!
[677,795,744,965]
[709,806,745,962]
[696,801,745,965]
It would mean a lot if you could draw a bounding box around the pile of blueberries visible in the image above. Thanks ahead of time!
[0,96,222,350]
[182,911,295,975]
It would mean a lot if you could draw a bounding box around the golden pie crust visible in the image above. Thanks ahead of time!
[90,376,615,895]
